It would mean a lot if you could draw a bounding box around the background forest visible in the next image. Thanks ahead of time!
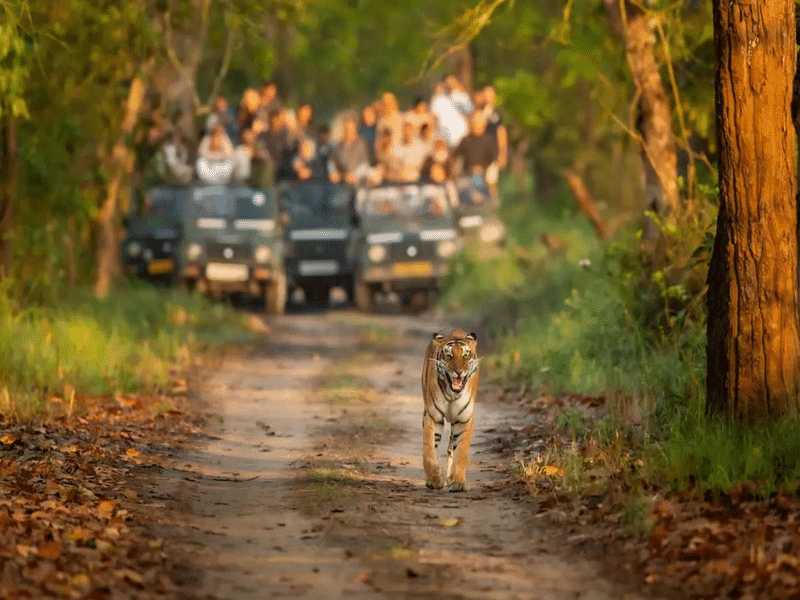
[0,0,715,299]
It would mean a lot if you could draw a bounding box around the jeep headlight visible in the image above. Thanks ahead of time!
[479,223,503,243]
[186,243,202,261]
[437,240,458,258]
[254,245,271,263]
[367,244,387,263]
[126,241,142,258]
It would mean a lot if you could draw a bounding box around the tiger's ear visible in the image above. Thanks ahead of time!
[433,332,445,341]
[467,332,477,342]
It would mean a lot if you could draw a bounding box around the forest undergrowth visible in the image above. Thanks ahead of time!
[0,283,250,421]
[442,178,800,597]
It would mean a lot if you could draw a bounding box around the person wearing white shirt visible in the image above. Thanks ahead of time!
[430,81,467,148]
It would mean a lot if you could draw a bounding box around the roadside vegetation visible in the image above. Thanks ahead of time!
[0,283,249,421]
[444,175,800,496]
[442,177,800,596]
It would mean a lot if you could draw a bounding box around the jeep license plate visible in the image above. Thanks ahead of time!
[206,263,248,282]
[147,258,174,275]
[299,260,339,276]
[392,261,433,277]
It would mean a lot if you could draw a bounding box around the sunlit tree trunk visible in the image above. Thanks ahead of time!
[94,77,146,299]
[452,44,474,93]
[603,0,679,218]
[0,114,17,278]
[150,0,212,139]
[707,0,800,420]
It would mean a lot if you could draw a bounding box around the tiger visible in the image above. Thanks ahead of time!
[421,329,479,492]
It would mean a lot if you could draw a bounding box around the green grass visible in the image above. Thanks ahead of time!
[316,373,374,405]
[300,467,361,510]
[0,283,250,418]
[654,416,800,497]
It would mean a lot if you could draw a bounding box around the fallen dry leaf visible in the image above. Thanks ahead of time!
[440,517,460,527]
[115,568,144,585]
[541,465,564,477]
[0,433,20,445]
[37,540,61,559]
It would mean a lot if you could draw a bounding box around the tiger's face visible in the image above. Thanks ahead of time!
[434,332,478,394]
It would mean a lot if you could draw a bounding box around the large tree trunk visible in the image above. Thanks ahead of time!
[0,114,18,279]
[150,0,212,140]
[603,0,680,218]
[707,0,800,420]
[94,77,147,299]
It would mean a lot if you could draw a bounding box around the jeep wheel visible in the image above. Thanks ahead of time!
[354,279,373,312]
[304,284,329,307]
[408,289,435,313]
[265,270,287,315]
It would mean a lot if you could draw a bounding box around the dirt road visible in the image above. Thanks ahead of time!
[139,311,648,599]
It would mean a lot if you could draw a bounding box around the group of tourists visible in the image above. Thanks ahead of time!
[138,76,508,191]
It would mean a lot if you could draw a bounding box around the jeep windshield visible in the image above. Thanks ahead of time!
[126,187,184,237]
[280,183,354,228]
[229,188,277,234]
[361,184,452,219]
[144,187,183,219]
[189,186,233,218]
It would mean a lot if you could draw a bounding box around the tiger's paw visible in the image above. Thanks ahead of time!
[425,474,445,489]
[449,481,470,492]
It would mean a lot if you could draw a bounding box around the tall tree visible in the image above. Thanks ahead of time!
[603,0,680,218]
[707,0,800,420]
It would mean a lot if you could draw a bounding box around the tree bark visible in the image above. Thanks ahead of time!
[150,0,212,140]
[453,44,474,94]
[0,114,18,279]
[603,0,680,217]
[94,77,147,299]
[707,0,800,420]
[562,169,610,240]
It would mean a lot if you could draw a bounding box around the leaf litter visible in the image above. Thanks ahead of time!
[490,387,800,600]
[0,384,205,600]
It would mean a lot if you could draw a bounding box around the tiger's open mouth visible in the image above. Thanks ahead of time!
[447,373,465,392]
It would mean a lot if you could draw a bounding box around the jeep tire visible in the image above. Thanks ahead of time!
[304,284,329,307]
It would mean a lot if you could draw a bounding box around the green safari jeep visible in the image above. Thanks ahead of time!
[353,182,460,311]
[279,182,359,306]
[121,185,184,282]
[178,184,286,314]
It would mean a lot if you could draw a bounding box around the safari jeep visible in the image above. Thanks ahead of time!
[453,176,505,254]
[353,182,460,311]
[178,184,286,314]
[121,185,184,282]
[278,182,359,306]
